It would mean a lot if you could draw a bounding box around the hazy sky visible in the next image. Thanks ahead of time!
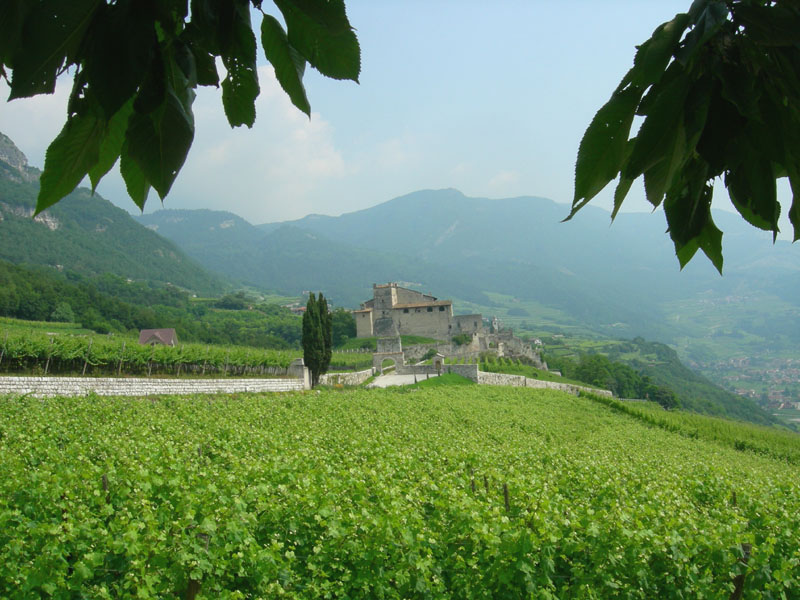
[1,1,791,229]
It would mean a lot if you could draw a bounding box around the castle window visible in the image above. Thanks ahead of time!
[474,321,477,327]
[439,306,445,312]
[403,308,409,313]
[427,307,433,312]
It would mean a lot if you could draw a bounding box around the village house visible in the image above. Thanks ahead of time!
[138,328,178,347]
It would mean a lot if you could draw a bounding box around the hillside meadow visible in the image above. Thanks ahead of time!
[1,387,798,598]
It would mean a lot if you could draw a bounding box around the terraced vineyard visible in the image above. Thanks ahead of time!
[1,387,798,598]
[0,329,372,376]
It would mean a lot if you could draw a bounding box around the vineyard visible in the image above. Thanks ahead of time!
[1,387,798,598]
[0,328,372,377]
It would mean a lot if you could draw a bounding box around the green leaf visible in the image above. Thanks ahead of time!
[677,0,729,64]
[642,120,686,208]
[611,140,636,220]
[188,0,232,56]
[716,61,760,122]
[0,0,30,66]
[261,14,310,116]
[680,215,723,273]
[787,163,800,242]
[627,13,690,88]
[569,86,642,218]
[734,3,800,47]
[623,66,691,180]
[8,0,102,99]
[611,177,634,221]
[725,157,779,235]
[126,88,194,201]
[695,90,747,176]
[119,142,151,210]
[167,39,198,112]
[81,0,156,119]
[221,4,259,127]
[663,160,723,273]
[642,76,710,208]
[88,100,135,192]
[274,0,360,82]
[191,46,219,87]
[37,113,103,214]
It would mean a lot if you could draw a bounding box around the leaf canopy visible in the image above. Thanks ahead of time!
[0,0,360,213]
[571,0,800,271]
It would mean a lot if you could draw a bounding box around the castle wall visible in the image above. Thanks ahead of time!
[372,285,397,310]
[355,310,373,337]
[452,314,484,335]
[393,306,452,339]
[394,287,435,305]
[356,284,484,342]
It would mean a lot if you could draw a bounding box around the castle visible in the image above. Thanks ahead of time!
[354,283,484,340]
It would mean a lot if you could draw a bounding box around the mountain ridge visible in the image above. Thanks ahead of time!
[0,134,224,294]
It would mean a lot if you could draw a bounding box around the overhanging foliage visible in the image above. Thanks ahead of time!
[0,0,359,214]
[569,0,800,272]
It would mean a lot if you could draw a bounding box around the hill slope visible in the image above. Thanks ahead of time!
[2,388,798,597]
[0,133,224,294]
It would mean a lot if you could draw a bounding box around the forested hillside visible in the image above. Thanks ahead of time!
[544,337,776,426]
[0,134,223,294]
[0,260,302,349]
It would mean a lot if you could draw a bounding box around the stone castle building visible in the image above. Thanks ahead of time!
[354,283,484,340]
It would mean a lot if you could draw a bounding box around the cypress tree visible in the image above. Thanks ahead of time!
[318,293,332,376]
[302,292,333,387]
[302,293,321,386]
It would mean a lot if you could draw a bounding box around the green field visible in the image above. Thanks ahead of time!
[773,407,800,427]
[1,387,797,598]
[0,316,93,336]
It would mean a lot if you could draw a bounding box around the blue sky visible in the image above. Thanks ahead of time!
[1,1,791,230]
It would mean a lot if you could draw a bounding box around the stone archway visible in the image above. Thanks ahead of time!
[380,358,397,374]
[372,335,405,374]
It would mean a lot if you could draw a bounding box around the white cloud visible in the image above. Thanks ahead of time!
[160,65,348,222]
[1,66,349,223]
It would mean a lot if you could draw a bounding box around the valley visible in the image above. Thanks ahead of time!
[3,2,800,596]
[2,128,796,426]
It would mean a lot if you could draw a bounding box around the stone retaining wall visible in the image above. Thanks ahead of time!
[0,376,304,398]
[476,371,613,397]
[319,369,373,386]
[399,363,480,382]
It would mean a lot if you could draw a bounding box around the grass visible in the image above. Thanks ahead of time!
[410,373,475,388]
[480,358,605,390]
[584,392,800,465]
[0,315,93,336]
